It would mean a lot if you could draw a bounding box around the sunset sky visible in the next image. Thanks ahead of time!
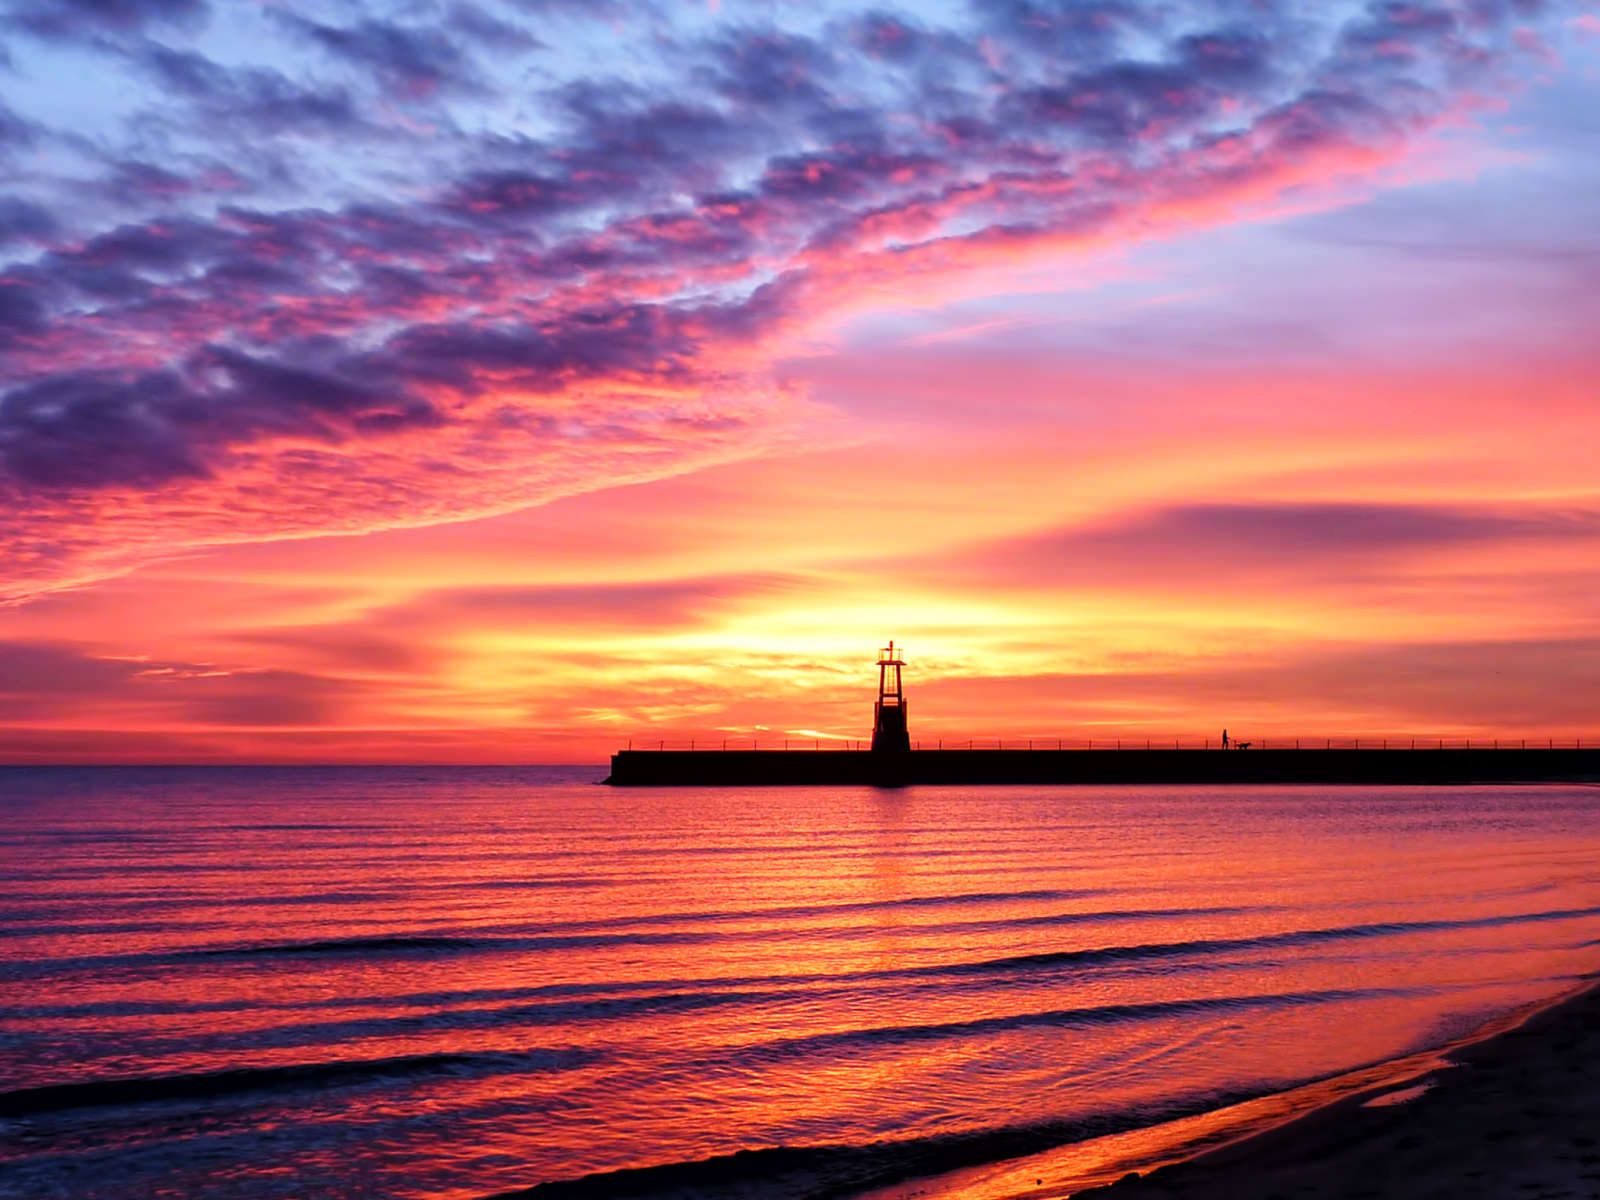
[2,0,1599,763]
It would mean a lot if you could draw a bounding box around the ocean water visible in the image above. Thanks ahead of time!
[3,767,1599,1200]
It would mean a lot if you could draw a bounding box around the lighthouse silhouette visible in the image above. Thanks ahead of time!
[871,641,911,753]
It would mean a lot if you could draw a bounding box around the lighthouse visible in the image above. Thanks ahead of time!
[871,641,911,753]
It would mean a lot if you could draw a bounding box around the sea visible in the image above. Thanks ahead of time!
[3,767,1599,1200]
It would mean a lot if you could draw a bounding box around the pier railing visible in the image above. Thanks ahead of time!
[624,737,1594,752]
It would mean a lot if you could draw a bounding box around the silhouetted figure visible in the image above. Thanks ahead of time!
[1222,729,1229,750]
[1238,741,1251,750]
[872,641,911,753]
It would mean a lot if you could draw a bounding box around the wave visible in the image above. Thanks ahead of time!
[5,983,1384,1067]
[198,902,1600,963]
[14,899,1597,996]
[192,935,482,956]
[184,930,724,960]
[18,905,1587,1069]
[713,986,1404,1073]
[193,986,810,1054]
[912,904,1600,980]
[0,1046,599,1119]
[594,888,1116,927]
[483,1083,1289,1200]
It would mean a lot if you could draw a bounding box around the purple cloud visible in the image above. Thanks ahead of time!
[941,502,1600,590]
[3,0,207,39]
[921,637,1600,732]
[0,0,1580,599]
[0,639,368,727]
[276,14,494,101]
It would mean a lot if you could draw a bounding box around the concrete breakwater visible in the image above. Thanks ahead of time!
[604,746,1600,787]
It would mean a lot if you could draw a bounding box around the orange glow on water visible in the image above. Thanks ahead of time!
[6,773,1600,1198]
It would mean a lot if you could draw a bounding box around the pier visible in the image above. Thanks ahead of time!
[605,644,1600,786]
[604,745,1600,786]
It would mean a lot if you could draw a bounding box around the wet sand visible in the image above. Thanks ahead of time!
[1068,977,1600,1200]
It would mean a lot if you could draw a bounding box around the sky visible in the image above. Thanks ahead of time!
[1,0,1599,763]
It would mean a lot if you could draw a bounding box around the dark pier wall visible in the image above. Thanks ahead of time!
[605,748,1600,787]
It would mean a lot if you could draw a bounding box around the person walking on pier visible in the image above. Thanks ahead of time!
[1222,729,1229,750]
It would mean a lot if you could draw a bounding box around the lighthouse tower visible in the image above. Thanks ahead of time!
[871,641,911,753]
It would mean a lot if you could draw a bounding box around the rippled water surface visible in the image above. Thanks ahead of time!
[3,767,1599,1199]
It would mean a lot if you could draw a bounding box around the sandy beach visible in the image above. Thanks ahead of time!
[853,977,1600,1200]
[1064,977,1600,1200]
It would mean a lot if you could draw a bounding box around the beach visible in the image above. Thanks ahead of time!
[1065,976,1600,1200]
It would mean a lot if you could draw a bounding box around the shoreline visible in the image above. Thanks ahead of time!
[859,974,1600,1200]
[504,976,1600,1200]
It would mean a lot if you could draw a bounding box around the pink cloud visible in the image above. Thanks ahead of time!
[0,1,1574,601]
